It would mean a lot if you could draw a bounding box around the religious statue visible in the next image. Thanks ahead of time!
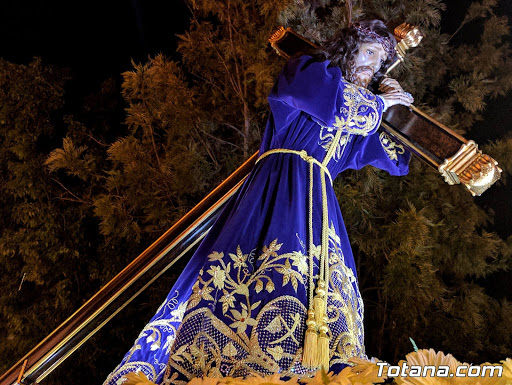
[104,19,416,385]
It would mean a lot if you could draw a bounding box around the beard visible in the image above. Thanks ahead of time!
[347,65,374,88]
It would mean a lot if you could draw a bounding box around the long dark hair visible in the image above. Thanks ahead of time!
[307,20,396,90]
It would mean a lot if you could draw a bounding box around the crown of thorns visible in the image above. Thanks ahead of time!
[353,23,396,60]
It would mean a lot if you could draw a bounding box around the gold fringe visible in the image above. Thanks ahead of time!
[303,329,318,367]
[317,325,330,371]
[302,310,318,367]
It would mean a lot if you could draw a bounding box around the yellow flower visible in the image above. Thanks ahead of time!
[302,368,336,385]
[123,371,157,385]
[473,362,509,385]
[394,349,461,385]
[501,358,512,381]
[333,357,387,384]
[240,373,299,385]
[188,377,221,385]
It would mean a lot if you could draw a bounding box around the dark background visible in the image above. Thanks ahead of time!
[0,0,511,380]
[1,0,510,142]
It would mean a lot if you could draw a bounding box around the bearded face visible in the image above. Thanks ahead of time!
[347,42,388,88]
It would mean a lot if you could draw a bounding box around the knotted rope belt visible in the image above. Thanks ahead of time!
[256,137,344,369]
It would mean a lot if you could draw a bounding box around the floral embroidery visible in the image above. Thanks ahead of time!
[318,82,381,161]
[379,132,405,161]
[318,126,351,162]
[163,234,365,384]
[103,292,188,384]
[336,83,381,136]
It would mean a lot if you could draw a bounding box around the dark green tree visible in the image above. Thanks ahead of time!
[0,59,106,370]
[1,0,512,383]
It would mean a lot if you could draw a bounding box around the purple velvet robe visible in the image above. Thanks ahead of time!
[104,55,410,385]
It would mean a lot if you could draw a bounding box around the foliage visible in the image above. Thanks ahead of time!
[177,0,290,157]
[0,0,511,383]
[0,58,104,368]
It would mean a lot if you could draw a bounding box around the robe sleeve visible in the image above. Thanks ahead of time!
[343,129,411,176]
[268,55,385,134]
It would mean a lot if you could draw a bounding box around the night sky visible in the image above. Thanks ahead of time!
[1,0,189,93]
[1,0,510,92]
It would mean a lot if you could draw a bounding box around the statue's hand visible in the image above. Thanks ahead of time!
[378,77,413,111]
[379,84,414,111]
[378,77,404,94]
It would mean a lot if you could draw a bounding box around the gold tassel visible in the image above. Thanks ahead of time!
[313,280,326,325]
[317,320,330,371]
[302,309,318,367]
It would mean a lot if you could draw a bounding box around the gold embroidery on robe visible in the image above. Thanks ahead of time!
[318,82,381,161]
[379,132,405,161]
[164,232,365,384]
[318,126,351,162]
[104,294,188,384]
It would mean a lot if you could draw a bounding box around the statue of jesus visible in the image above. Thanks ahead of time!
[105,19,414,385]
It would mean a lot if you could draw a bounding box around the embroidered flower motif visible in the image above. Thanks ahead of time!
[229,308,258,334]
[229,245,248,269]
[219,289,236,314]
[145,330,157,343]
[276,259,303,292]
[208,251,224,261]
[170,301,188,322]
[290,251,308,275]
[188,280,215,309]
[260,239,283,259]
[379,132,405,161]
[207,265,226,289]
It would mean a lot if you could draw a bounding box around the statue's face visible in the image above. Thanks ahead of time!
[348,42,388,88]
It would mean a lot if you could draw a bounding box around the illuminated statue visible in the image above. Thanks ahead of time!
[104,20,413,385]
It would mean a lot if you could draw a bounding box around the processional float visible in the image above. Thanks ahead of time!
[1,23,502,385]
